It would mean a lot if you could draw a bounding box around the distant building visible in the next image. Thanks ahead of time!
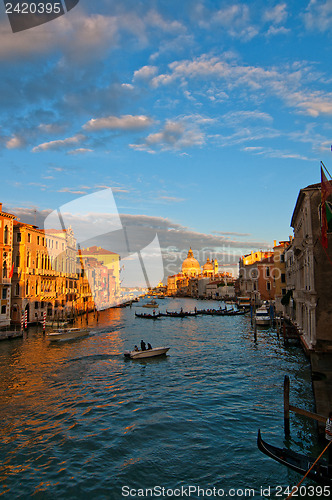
[273,239,291,314]
[286,181,332,352]
[167,248,232,297]
[238,249,274,303]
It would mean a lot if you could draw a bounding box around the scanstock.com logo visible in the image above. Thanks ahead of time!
[4,0,79,33]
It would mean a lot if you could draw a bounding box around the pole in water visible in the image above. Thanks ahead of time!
[254,318,257,341]
[284,375,290,437]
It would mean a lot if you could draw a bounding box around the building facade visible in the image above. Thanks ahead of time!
[286,182,332,352]
[0,204,16,328]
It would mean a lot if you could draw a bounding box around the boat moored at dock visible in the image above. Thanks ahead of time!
[46,327,90,342]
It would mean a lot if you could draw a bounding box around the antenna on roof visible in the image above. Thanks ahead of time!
[321,161,332,180]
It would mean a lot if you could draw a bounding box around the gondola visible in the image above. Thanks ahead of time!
[257,430,332,485]
[135,312,161,319]
[159,311,197,318]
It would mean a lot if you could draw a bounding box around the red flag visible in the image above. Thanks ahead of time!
[8,262,14,278]
[321,166,332,248]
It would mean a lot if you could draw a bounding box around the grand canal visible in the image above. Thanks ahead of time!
[0,298,321,499]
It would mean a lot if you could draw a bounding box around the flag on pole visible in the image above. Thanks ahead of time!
[321,165,332,249]
[8,262,14,279]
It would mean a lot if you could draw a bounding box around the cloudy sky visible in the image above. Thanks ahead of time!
[1,0,332,277]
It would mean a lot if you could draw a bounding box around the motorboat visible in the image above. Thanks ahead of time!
[255,304,271,325]
[46,327,90,342]
[142,300,158,308]
[124,346,170,359]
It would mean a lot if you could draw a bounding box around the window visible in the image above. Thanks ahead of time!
[16,254,20,267]
[26,282,29,295]
[280,254,285,263]
[4,225,8,244]
[2,288,7,299]
[281,273,286,283]
[28,233,31,243]
[35,301,39,309]
[266,267,270,277]
[37,236,40,245]
[267,282,271,291]
[1,305,6,315]
[15,283,20,296]
[282,288,286,295]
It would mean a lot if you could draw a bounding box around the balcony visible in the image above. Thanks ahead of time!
[2,278,12,284]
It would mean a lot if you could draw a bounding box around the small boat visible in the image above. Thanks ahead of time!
[257,430,332,485]
[255,304,271,325]
[46,327,90,342]
[124,346,170,359]
[135,312,161,319]
[142,300,158,308]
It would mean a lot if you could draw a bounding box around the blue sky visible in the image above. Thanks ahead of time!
[1,0,332,276]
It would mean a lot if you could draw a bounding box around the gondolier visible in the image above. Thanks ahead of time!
[325,411,332,473]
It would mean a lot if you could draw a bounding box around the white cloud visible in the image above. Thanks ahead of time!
[68,148,93,155]
[83,115,154,131]
[133,65,158,81]
[263,3,288,24]
[304,0,332,32]
[6,135,24,149]
[130,119,205,153]
[32,134,85,152]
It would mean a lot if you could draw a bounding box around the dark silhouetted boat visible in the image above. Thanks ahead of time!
[135,312,161,319]
[257,430,332,485]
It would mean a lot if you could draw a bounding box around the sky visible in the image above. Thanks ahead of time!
[1,0,332,280]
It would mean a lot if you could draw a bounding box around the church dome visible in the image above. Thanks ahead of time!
[182,248,200,276]
[203,257,213,271]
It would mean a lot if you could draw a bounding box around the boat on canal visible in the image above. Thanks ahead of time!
[135,312,161,319]
[257,430,332,486]
[124,346,170,359]
[255,304,271,325]
[46,327,90,342]
[142,300,159,308]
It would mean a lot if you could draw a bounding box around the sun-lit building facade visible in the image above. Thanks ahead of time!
[0,204,16,328]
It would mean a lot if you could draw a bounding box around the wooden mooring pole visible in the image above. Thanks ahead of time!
[284,375,290,436]
[283,375,326,437]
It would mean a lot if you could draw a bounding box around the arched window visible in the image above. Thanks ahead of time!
[4,225,8,244]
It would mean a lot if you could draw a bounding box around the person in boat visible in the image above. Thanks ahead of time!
[134,345,139,352]
[147,343,152,350]
[325,411,332,473]
[140,340,146,351]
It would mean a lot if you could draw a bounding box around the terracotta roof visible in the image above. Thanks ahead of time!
[80,245,118,256]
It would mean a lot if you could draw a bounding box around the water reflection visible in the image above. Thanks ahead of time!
[0,299,316,499]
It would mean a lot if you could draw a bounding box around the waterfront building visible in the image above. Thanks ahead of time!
[166,248,231,297]
[79,254,117,310]
[79,246,120,302]
[11,221,79,323]
[182,248,201,277]
[273,239,291,314]
[0,204,16,328]
[205,280,235,299]
[285,181,332,352]
[238,249,275,304]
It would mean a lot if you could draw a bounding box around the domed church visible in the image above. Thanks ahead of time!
[182,248,201,277]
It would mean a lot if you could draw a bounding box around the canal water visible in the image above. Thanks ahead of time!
[0,298,322,499]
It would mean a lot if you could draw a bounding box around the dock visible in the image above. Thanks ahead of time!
[0,330,23,341]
